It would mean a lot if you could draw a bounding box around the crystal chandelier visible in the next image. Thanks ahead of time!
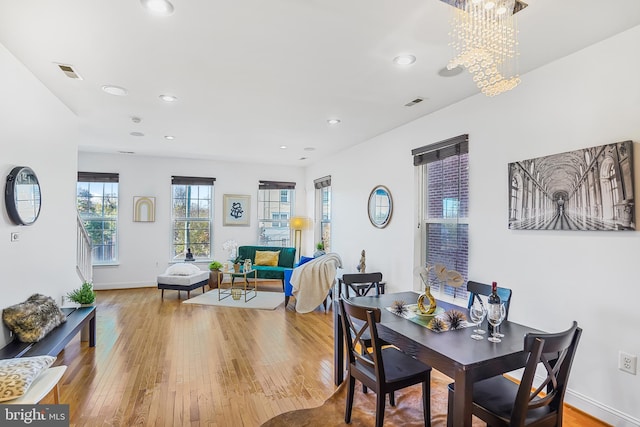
[443,0,527,96]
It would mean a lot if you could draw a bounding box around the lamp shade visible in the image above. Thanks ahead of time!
[290,216,311,230]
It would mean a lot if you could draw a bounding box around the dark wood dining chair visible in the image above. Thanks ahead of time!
[446,321,582,427]
[339,298,432,427]
[338,272,385,298]
[466,280,513,319]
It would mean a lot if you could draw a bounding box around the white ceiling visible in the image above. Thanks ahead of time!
[1,0,639,166]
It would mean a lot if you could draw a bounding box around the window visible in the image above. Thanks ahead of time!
[413,135,469,301]
[314,176,331,251]
[77,172,119,265]
[271,212,289,227]
[258,180,295,247]
[171,176,215,260]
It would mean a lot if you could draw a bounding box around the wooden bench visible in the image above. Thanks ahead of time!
[0,306,96,359]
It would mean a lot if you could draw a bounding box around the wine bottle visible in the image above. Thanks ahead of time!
[487,281,501,334]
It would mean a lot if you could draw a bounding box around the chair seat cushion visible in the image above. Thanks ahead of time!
[165,263,201,276]
[355,347,431,384]
[465,376,553,423]
[157,271,209,286]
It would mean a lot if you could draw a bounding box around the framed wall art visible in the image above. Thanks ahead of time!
[223,194,250,226]
[133,196,156,222]
[508,140,634,231]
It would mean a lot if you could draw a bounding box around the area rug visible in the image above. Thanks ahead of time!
[183,289,283,310]
[261,369,484,427]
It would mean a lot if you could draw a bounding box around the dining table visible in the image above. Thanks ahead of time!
[333,291,542,427]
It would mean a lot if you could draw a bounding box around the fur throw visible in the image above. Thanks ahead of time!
[2,294,67,343]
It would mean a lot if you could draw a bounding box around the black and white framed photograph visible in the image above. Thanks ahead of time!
[508,140,634,231]
[223,194,250,226]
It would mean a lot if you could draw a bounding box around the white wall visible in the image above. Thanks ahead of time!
[78,152,305,289]
[0,43,79,347]
[306,26,640,426]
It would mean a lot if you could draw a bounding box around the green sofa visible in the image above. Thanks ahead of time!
[237,246,296,289]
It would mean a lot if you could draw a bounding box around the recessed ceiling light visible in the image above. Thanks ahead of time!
[118,151,136,154]
[327,119,341,125]
[130,132,145,137]
[496,5,507,14]
[159,94,177,102]
[102,85,128,96]
[164,135,175,140]
[299,157,308,161]
[484,1,496,10]
[140,0,174,16]
[131,116,142,123]
[393,55,416,66]
[280,145,288,149]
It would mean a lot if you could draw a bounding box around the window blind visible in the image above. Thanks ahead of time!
[77,172,119,182]
[171,176,216,185]
[313,176,331,189]
[412,134,469,166]
[259,180,296,190]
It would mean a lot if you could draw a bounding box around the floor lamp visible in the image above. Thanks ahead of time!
[290,216,311,262]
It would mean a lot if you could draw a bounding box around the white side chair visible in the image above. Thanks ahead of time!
[6,365,67,404]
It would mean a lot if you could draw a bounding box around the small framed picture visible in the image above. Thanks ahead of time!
[223,194,250,226]
[133,196,156,222]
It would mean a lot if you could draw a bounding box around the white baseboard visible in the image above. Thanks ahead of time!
[565,388,640,427]
[93,282,156,290]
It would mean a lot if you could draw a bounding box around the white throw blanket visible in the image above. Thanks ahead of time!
[290,253,342,313]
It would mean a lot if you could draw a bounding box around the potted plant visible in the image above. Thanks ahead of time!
[233,255,244,272]
[313,242,326,257]
[209,260,223,288]
[67,282,96,306]
[209,260,223,271]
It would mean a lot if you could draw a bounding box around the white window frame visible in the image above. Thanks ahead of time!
[171,176,215,261]
[258,181,296,247]
[77,172,119,265]
[414,135,469,305]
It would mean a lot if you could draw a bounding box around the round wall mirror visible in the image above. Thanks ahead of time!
[368,185,393,228]
[5,166,42,226]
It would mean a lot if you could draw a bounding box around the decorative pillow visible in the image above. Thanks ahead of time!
[2,294,67,343]
[0,355,56,402]
[255,250,280,266]
[166,263,201,276]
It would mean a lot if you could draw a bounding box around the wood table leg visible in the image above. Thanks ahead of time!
[334,303,344,385]
[452,369,473,427]
[89,312,96,347]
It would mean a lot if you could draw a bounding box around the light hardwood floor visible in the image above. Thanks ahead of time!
[42,285,608,427]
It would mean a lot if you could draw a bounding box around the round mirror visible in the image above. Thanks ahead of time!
[368,185,393,228]
[5,166,42,225]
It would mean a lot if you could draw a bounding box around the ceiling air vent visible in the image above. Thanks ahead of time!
[56,63,83,80]
[404,97,424,107]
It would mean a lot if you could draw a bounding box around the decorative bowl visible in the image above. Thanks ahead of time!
[412,305,445,321]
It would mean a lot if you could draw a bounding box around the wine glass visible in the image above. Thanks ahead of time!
[487,303,506,343]
[469,297,486,340]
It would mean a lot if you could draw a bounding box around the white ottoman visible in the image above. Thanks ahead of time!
[157,263,210,299]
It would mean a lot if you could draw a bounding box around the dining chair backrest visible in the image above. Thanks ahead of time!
[339,298,386,381]
[466,280,512,320]
[511,321,582,426]
[338,272,384,298]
